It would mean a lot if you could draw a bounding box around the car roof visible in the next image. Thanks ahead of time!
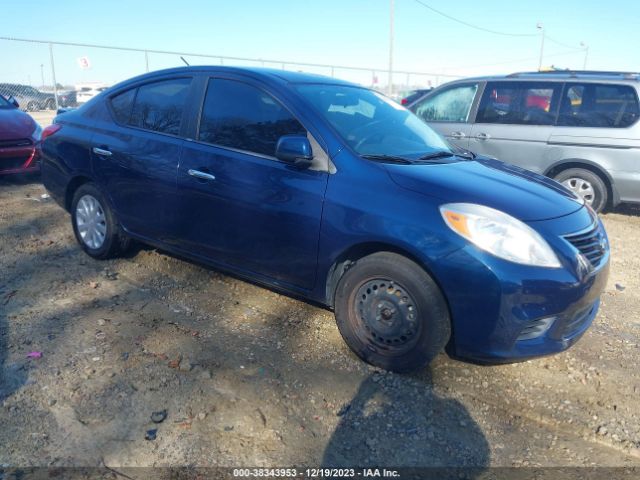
[447,70,640,85]
[112,66,357,90]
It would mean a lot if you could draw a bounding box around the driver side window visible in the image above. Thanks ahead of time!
[413,84,478,123]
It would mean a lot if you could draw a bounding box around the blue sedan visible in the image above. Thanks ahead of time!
[40,67,610,372]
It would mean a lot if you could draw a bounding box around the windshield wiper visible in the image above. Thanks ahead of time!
[418,150,455,161]
[361,154,413,165]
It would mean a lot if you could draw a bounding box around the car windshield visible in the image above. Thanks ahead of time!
[296,84,451,159]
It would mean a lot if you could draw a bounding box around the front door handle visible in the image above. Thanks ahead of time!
[92,147,112,157]
[476,133,491,140]
[450,131,466,139]
[188,169,216,181]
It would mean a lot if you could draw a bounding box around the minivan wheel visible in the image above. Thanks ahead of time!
[334,252,451,372]
[71,183,130,259]
[554,168,608,212]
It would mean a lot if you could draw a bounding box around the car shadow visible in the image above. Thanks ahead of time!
[609,203,640,217]
[321,366,489,475]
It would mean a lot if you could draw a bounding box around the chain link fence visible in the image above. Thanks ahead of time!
[1,36,461,112]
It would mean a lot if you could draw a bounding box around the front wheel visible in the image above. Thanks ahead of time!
[71,183,130,259]
[554,168,608,213]
[334,252,451,372]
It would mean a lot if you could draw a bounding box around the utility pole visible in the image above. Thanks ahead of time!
[581,42,589,70]
[537,23,545,71]
[388,0,394,96]
[49,43,59,110]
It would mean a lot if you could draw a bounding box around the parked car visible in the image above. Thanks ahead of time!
[409,70,640,212]
[41,67,609,372]
[0,83,57,111]
[400,88,432,106]
[0,94,41,175]
[76,85,109,104]
[56,90,77,108]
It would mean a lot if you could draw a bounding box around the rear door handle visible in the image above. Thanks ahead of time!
[450,131,466,139]
[476,133,491,140]
[188,169,216,181]
[92,147,112,157]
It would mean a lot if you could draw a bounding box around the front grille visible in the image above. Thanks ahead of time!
[0,138,33,148]
[563,222,607,266]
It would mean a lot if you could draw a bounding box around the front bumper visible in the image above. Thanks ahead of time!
[432,206,610,363]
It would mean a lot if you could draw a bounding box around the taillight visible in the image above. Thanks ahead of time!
[41,124,62,141]
[401,98,408,105]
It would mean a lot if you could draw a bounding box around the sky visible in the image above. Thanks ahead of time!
[2,0,640,90]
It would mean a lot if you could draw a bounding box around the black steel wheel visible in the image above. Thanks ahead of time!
[334,252,451,372]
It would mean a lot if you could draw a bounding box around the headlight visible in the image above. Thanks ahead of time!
[440,203,561,268]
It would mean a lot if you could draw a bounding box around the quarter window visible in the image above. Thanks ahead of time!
[128,78,192,135]
[558,83,639,128]
[198,78,306,156]
[476,82,560,125]
[412,84,478,122]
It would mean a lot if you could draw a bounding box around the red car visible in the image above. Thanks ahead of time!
[0,94,41,175]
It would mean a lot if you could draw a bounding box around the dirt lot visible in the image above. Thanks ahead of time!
[1,175,639,472]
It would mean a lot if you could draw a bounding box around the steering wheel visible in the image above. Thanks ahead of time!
[350,119,388,151]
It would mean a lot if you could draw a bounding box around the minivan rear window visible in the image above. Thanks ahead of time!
[558,83,639,128]
[476,82,561,126]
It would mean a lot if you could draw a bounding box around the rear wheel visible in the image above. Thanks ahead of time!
[554,168,608,213]
[334,252,451,372]
[26,101,38,112]
[71,183,130,259]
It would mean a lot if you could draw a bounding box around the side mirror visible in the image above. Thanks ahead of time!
[275,135,313,168]
[7,96,19,108]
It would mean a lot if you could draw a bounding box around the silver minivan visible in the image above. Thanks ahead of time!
[409,71,640,212]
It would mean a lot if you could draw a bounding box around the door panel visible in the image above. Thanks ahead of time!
[468,124,553,173]
[92,125,183,242]
[175,77,328,290]
[469,81,562,173]
[177,142,327,289]
[92,77,193,242]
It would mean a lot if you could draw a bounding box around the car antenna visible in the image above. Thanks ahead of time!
[180,56,190,66]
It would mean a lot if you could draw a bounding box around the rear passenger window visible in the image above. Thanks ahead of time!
[129,78,192,135]
[477,82,560,125]
[198,78,306,157]
[558,83,639,128]
[110,89,135,124]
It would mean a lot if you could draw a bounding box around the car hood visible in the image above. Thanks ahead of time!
[385,157,584,222]
[0,108,36,140]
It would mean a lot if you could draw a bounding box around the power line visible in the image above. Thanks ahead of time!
[441,49,584,72]
[412,0,537,37]
[545,34,583,50]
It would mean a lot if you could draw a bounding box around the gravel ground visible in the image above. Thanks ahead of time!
[0,175,639,471]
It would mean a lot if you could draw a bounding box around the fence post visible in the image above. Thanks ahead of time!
[49,43,59,111]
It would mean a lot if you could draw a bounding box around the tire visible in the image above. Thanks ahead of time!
[71,183,130,259]
[26,101,37,112]
[46,99,56,110]
[554,168,608,213]
[334,252,451,372]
